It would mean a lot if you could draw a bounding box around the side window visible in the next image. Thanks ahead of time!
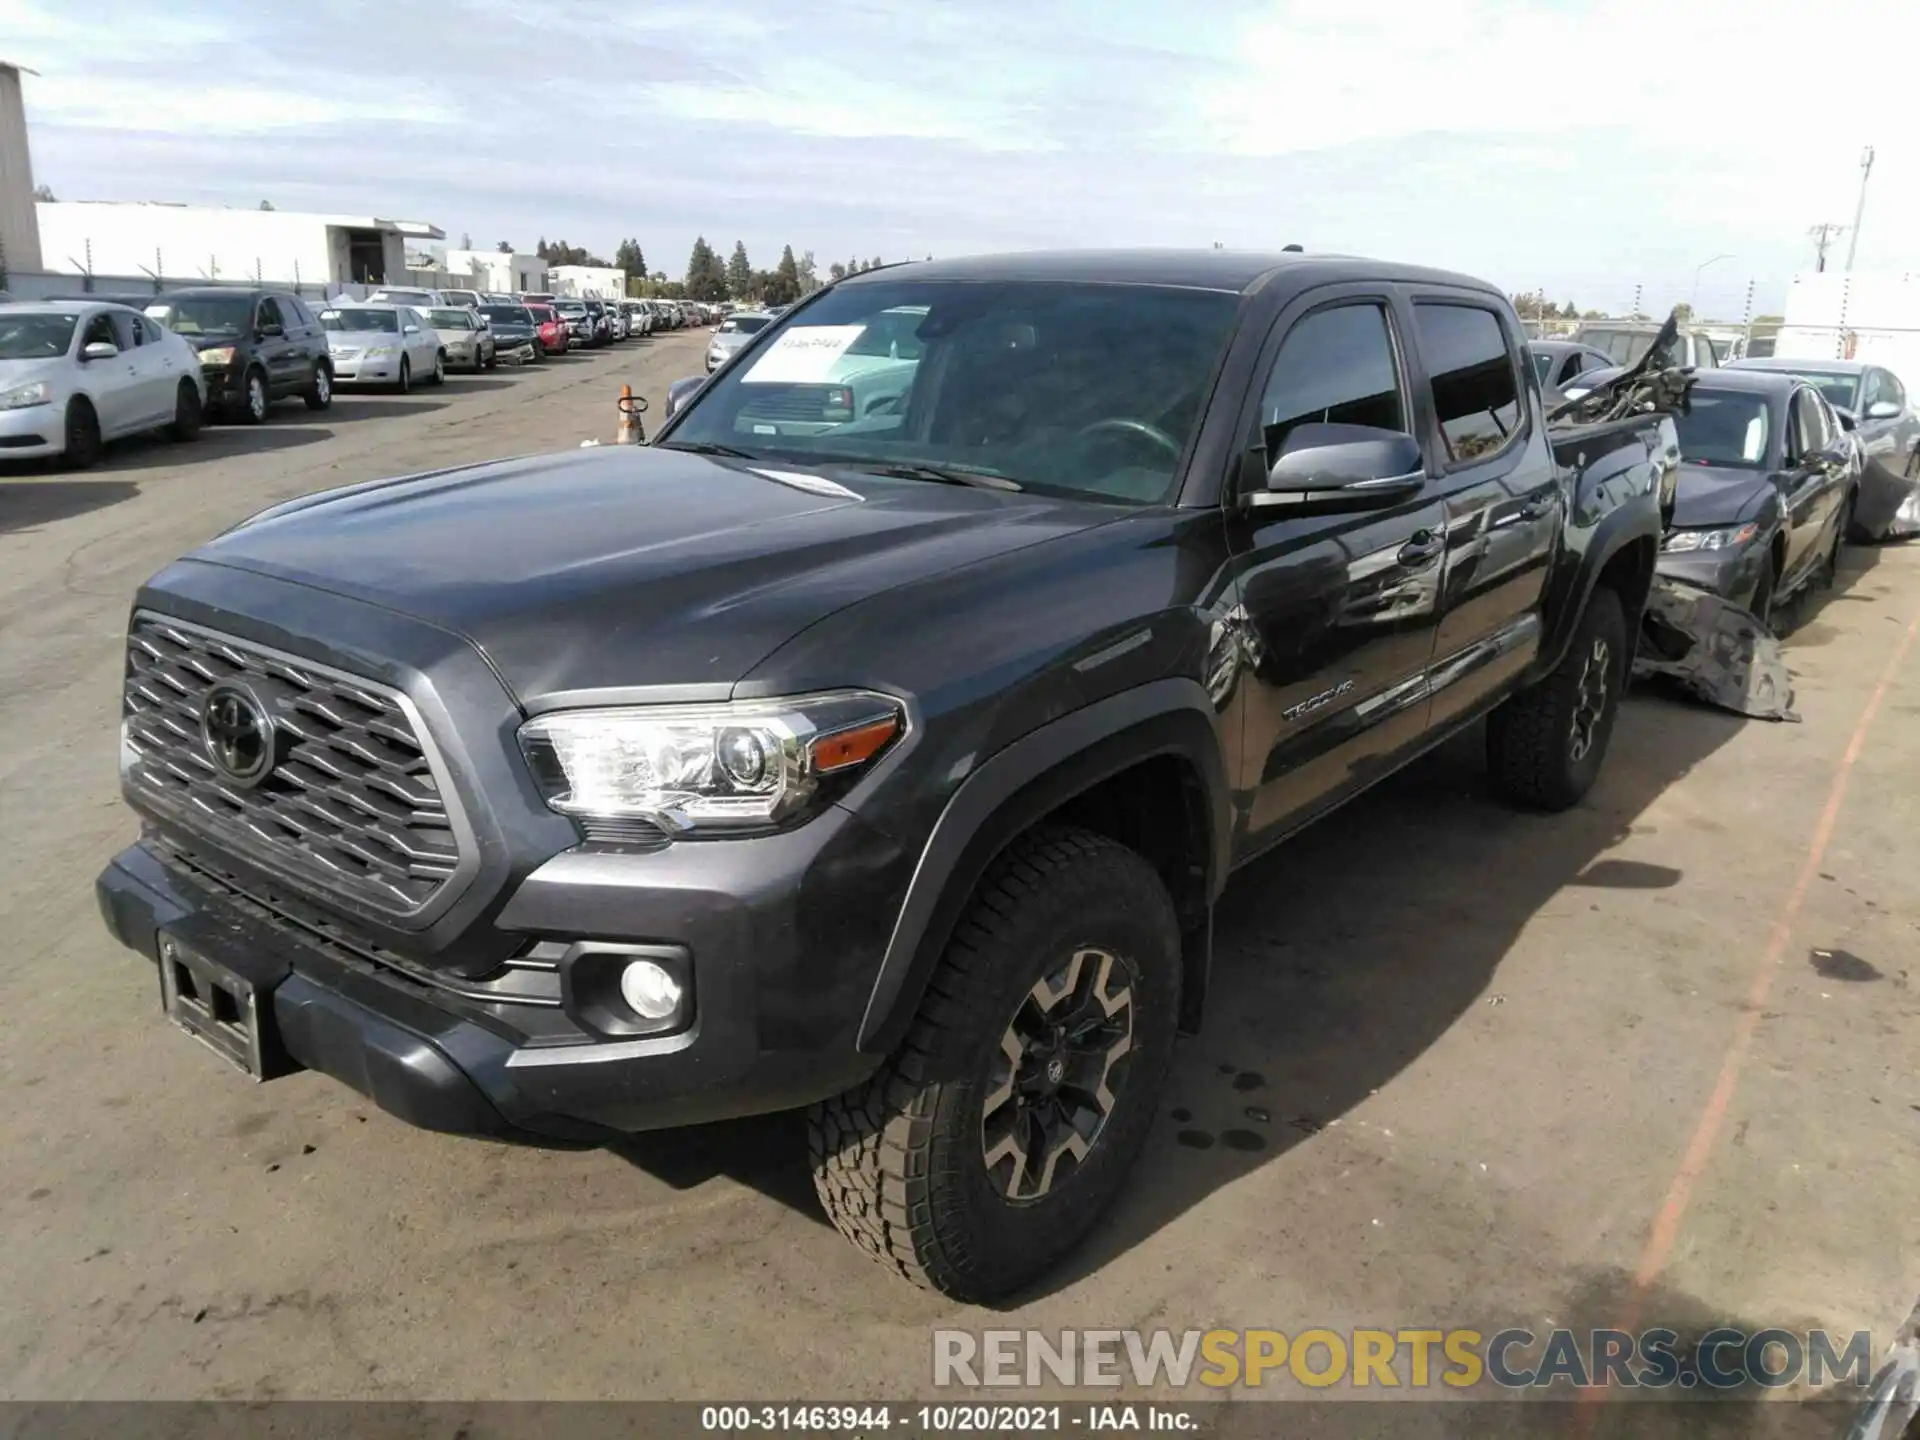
[106,311,140,349]
[81,313,119,350]
[1789,389,1824,459]
[257,297,285,332]
[281,296,313,329]
[1693,335,1718,368]
[1886,371,1909,410]
[1414,303,1522,463]
[1253,302,1405,465]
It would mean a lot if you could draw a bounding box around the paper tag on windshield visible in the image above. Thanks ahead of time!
[742,325,867,384]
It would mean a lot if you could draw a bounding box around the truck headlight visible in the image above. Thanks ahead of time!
[518,691,904,835]
[0,381,51,410]
[1662,523,1758,553]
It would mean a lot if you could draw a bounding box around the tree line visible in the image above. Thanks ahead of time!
[503,236,895,304]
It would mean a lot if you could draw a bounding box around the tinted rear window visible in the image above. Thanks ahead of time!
[1415,304,1521,462]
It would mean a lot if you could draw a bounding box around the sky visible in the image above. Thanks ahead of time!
[6,0,1919,318]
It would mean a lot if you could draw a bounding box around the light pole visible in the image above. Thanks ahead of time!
[1845,145,1874,272]
[1690,254,1734,315]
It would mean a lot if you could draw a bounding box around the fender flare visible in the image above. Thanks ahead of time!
[855,678,1232,1055]
[1534,500,1662,681]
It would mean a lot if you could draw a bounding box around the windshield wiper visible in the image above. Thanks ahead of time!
[868,463,1023,492]
[658,440,759,459]
[787,452,1024,491]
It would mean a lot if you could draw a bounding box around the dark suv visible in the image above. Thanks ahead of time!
[98,250,1681,1302]
[145,288,334,422]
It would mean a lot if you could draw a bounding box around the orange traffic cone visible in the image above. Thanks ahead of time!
[615,384,647,444]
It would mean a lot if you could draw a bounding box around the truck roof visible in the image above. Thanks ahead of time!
[1731,357,1868,376]
[836,249,1502,298]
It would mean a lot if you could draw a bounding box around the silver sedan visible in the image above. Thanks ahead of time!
[320,305,446,391]
[0,301,206,468]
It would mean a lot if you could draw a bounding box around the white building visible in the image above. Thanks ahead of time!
[547,264,627,299]
[34,201,443,289]
[442,248,548,294]
[1,61,45,275]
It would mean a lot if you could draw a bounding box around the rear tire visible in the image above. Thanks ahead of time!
[1486,584,1627,812]
[61,398,102,470]
[167,379,203,441]
[809,827,1180,1302]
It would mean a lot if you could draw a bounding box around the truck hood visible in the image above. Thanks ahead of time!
[1669,463,1775,528]
[190,446,1119,703]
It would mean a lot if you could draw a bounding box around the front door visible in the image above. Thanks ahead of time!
[1781,386,1840,585]
[1226,292,1446,849]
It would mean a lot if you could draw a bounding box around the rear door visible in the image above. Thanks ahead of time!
[1226,287,1447,847]
[1413,297,1558,730]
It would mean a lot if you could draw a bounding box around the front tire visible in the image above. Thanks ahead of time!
[394,357,411,395]
[1486,584,1627,811]
[304,363,332,411]
[167,379,203,441]
[429,350,446,386]
[238,368,270,425]
[61,398,102,470]
[809,827,1180,1301]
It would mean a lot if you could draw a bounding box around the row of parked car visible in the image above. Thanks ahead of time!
[1528,325,1920,627]
[0,285,715,468]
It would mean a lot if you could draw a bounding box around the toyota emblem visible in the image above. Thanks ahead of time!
[200,682,276,787]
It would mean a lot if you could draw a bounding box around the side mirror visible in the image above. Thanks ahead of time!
[258,322,284,338]
[1867,400,1902,421]
[80,340,120,361]
[664,375,706,418]
[1244,425,1427,514]
[404,324,420,335]
[1813,442,1852,474]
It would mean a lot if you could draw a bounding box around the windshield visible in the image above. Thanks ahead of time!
[0,312,78,359]
[663,279,1241,504]
[323,308,399,333]
[555,302,586,315]
[1767,369,1860,410]
[374,291,432,304]
[150,294,253,338]
[721,315,771,336]
[1531,349,1553,384]
[1674,391,1772,468]
[426,308,472,329]
[480,306,531,325]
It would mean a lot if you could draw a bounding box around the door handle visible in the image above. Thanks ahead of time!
[1398,530,1444,566]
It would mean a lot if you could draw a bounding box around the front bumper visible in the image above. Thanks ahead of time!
[201,367,246,408]
[333,356,402,384]
[1656,539,1768,609]
[0,401,60,456]
[97,798,907,1138]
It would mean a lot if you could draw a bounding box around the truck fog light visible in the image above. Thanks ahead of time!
[620,960,682,1021]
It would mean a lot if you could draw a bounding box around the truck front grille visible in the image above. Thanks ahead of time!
[121,615,467,920]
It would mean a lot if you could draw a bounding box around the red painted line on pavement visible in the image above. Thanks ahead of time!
[1571,602,1920,1437]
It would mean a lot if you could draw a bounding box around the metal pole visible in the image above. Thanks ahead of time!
[1845,146,1874,272]
[1631,284,1642,322]
[1690,254,1732,315]
[1741,279,1754,357]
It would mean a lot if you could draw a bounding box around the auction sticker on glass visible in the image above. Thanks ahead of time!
[742,326,869,384]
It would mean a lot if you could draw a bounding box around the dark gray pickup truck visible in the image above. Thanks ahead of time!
[99,249,1681,1300]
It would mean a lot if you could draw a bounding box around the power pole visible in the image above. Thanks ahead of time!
[1809,223,1845,272]
[1844,145,1874,272]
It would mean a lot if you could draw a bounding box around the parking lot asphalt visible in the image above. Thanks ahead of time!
[1,331,1916,1411]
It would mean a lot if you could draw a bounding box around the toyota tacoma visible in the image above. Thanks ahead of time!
[99,250,1680,1301]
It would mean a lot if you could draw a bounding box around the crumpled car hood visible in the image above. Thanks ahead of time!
[1669,463,1775,529]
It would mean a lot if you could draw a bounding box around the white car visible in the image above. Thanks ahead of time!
[0,301,207,468]
[318,304,446,391]
[421,306,495,372]
[364,287,444,309]
[440,289,482,310]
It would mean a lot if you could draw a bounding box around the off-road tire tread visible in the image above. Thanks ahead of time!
[1486,584,1625,811]
[807,827,1167,1299]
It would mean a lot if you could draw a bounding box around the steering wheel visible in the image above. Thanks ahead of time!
[1074,418,1182,460]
